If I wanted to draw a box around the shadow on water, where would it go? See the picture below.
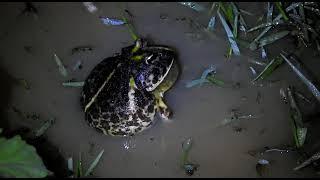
[0,61,69,178]
[0,61,13,131]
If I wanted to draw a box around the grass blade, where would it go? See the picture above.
[34,117,55,137]
[248,3,300,49]
[121,15,138,41]
[280,53,320,103]
[217,10,240,56]
[267,3,274,23]
[54,53,68,77]
[258,30,290,48]
[239,9,254,16]
[275,2,289,21]
[76,152,83,178]
[84,149,105,177]
[206,75,225,87]
[252,56,284,82]
[207,16,216,31]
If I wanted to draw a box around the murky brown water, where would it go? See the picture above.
[0,2,319,178]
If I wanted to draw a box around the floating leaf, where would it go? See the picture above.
[252,56,284,82]
[217,10,240,56]
[0,135,49,178]
[54,53,68,77]
[84,149,104,177]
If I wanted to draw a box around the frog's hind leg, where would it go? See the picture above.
[154,92,172,121]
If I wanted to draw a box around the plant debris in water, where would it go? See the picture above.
[62,81,85,87]
[252,56,284,82]
[33,117,55,138]
[280,53,320,103]
[256,159,270,177]
[178,2,205,12]
[181,137,199,176]
[280,87,288,104]
[72,60,83,71]
[84,149,104,177]
[220,109,261,127]
[185,65,216,88]
[14,78,30,90]
[53,53,68,77]
[294,152,320,171]
[207,16,216,31]
[217,10,240,56]
[287,86,307,148]
[83,2,98,13]
[99,16,125,26]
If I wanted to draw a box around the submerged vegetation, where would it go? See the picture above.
[1,1,320,178]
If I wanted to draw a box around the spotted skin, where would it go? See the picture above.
[81,53,156,136]
[81,42,178,137]
[134,46,176,92]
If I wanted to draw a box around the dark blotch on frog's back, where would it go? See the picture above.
[80,55,123,109]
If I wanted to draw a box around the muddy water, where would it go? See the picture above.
[0,2,318,178]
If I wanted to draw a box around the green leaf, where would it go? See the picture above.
[0,135,49,178]
[84,149,104,177]
[275,2,289,21]
[252,56,284,82]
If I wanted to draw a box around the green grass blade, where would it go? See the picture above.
[275,2,289,21]
[258,30,290,48]
[252,56,284,82]
[206,75,225,87]
[121,16,138,41]
[217,10,240,56]
[76,152,83,178]
[84,149,104,177]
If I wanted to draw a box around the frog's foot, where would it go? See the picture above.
[155,93,172,121]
